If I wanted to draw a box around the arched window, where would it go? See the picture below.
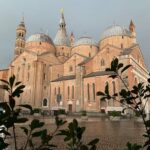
[43,73,46,80]
[72,86,74,99]
[134,77,138,85]
[87,83,90,101]
[105,81,109,88]
[92,83,95,101]
[68,86,70,99]
[54,88,56,95]
[69,66,73,72]
[121,43,123,49]
[101,59,105,66]
[18,66,20,72]
[28,64,30,70]
[89,52,91,57]
[58,87,60,94]
[43,99,48,107]
[27,72,30,81]
[112,81,116,94]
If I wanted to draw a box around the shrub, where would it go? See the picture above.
[81,110,87,116]
[108,111,121,117]
[33,108,41,114]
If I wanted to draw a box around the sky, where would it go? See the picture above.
[0,0,150,69]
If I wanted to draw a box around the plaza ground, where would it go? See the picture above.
[6,116,145,150]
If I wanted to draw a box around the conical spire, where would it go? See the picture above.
[54,10,70,46]
[129,20,135,32]
[59,9,66,28]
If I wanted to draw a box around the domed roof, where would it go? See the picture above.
[100,25,132,40]
[27,33,54,45]
[54,30,70,46]
[74,37,98,47]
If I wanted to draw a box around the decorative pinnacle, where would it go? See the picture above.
[60,8,64,14]
[21,12,24,22]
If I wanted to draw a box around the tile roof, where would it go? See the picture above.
[51,75,75,82]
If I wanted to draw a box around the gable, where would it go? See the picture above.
[38,53,60,65]
[129,45,147,69]
[63,53,86,76]
[11,51,37,66]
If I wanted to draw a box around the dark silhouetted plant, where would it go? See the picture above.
[97,58,150,150]
[0,75,99,150]
[58,119,99,150]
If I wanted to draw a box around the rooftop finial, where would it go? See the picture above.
[21,12,24,22]
[113,20,116,26]
[60,8,64,14]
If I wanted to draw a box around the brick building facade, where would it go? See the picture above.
[0,13,149,114]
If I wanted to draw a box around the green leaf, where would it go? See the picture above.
[12,85,25,97]
[105,83,109,96]
[80,145,88,150]
[111,58,118,72]
[96,91,105,96]
[105,68,111,71]
[145,120,150,127]
[88,138,99,146]
[15,81,22,86]
[9,75,15,88]
[125,142,142,150]
[0,85,10,91]
[20,127,28,135]
[32,130,44,137]
[109,75,117,79]
[118,63,123,70]
[18,104,32,113]
[0,79,9,85]
[0,129,11,136]
[15,118,28,123]
[30,119,44,131]
[0,137,9,149]
[9,96,15,110]
[121,65,132,74]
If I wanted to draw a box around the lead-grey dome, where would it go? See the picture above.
[54,30,70,46]
[100,25,132,41]
[27,33,54,45]
[74,37,98,47]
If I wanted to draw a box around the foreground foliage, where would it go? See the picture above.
[97,58,150,150]
[0,75,99,150]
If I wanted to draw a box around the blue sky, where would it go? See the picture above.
[0,0,150,69]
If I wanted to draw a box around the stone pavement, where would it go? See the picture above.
[6,117,145,150]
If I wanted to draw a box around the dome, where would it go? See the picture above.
[100,25,132,41]
[54,30,70,46]
[27,33,54,45]
[26,33,55,55]
[74,37,98,47]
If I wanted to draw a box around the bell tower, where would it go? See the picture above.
[129,20,136,43]
[14,17,26,57]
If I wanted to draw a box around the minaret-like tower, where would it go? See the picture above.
[129,20,136,43]
[14,17,26,57]
[54,9,71,62]
[54,9,70,47]
[70,32,75,47]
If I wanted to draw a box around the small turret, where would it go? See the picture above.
[129,20,136,43]
[14,17,26,57]
[70,32,75,47]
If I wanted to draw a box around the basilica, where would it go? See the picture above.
[0,12,149,114]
